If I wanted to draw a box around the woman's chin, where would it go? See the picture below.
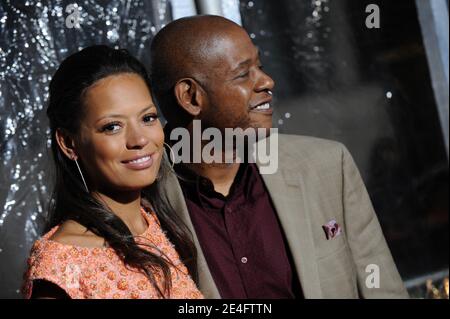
[113,177,158,192]
[131,179,157,190]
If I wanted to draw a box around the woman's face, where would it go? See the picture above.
[75,73,164,194]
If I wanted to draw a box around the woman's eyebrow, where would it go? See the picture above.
[95,105,156,123]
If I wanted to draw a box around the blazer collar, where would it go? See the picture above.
[256,133,322,298]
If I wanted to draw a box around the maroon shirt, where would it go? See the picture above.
[175,163,302,299]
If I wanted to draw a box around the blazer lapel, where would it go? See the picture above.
[164,170,221,298]
[256,135,323,298]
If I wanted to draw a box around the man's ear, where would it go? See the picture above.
[55,128,78,160]
[173,78,204,117]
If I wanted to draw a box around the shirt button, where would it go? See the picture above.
[241,257,248,264]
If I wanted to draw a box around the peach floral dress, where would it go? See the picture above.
[22,208,203,299]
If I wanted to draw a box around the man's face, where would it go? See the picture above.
[198,27,275,132]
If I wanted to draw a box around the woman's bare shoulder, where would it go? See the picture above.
[48,220,106,248]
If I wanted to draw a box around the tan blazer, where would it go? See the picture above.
[162,134,409,298]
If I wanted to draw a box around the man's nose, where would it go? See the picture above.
[255,69,275,92]
[126,124,149,149]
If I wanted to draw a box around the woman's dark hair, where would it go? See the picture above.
[46,45,197,297]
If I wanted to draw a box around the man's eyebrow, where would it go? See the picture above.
[96,105,156,123]
[231,48,261,72]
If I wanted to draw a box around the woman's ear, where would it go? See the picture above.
[173,78,204,117]
[55,128,78,160]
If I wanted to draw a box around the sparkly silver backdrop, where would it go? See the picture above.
[0,0,172,298]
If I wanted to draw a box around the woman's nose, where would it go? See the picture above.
[125,125,149,149]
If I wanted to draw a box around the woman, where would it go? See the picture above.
[22,45,202,299]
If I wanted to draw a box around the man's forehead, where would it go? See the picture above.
[203,29,258,66]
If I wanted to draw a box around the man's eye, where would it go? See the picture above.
[238,71,249,78]
[143,114,159,123]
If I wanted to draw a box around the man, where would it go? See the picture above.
[150,15,408,298]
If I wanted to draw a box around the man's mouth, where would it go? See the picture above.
[254,102,271,110]
[250,101,273,114]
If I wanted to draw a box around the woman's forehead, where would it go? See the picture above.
[83,73,153,119]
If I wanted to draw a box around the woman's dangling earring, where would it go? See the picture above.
[73,156,89,192]
[163,142,175,169]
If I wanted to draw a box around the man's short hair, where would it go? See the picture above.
[150,15,241,125]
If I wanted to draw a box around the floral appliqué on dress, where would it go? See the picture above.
[22,208,203,299]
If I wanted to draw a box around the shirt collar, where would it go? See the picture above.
[175,162,255,208]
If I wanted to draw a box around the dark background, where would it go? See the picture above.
[239,0,448,286]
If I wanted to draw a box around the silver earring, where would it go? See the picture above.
[163,142,175,169]
[74,158,89,192]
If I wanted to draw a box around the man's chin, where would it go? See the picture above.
[256,127,272,140]
[245,123,272,141]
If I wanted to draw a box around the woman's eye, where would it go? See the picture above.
[102,123,121,133]
[143,114,159,123]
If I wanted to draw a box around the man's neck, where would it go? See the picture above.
[166,122,243,196]
[185,162,241,197]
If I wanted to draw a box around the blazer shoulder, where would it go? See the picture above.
[277,133,346,165]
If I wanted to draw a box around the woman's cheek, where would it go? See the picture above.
[89,136,124,169]
[152,121,165,145]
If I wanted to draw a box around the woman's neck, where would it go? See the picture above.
[93,190,148,236]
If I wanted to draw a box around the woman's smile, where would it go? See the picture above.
[121,152,158,170]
